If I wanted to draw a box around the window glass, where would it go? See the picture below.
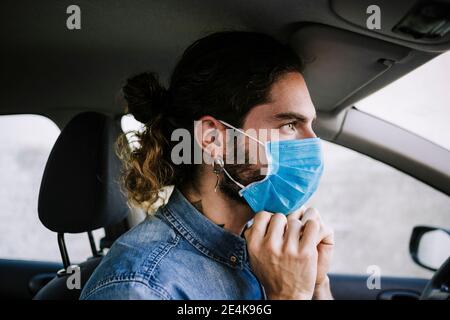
[309,141,450,279]
[0,114,104,262]
[356,51,450,150]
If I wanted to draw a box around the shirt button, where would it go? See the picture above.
[230,255,237,263]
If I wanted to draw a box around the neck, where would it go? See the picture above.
[181,166,253,236]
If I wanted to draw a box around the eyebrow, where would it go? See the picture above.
[273,111,317,123]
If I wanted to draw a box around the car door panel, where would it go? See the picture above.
[0,259,62,299]
[330,274,428,300]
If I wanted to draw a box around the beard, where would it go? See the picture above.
[218,148,267,205]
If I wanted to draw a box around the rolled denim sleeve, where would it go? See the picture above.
[80,280,171,300]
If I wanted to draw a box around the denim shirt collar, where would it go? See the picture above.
[159,188,248,270]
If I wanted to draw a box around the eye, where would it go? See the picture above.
[281,122,297,133]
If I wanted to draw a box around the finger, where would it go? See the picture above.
[299,219,321,249]
[300,207,322,225]
[301,208,334,246]
[245,211,272,240]
[320,225,335,246]
[285,219,303,250]
[300,207,329,242]
[266,213,288,244]
[287,205,307,222]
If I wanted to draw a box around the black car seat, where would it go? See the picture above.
[33,112,129,300]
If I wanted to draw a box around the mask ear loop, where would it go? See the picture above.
[218,120,265,147]
[212,157,245,192]
[212,120,262,193]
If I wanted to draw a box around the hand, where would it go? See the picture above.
[244,210,322,300]
[299,208,334,299]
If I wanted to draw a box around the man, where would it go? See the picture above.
[81,31,334,300]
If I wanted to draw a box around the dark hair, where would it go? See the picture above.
[118,31,303,210]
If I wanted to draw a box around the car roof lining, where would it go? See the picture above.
[2,0,449,123]
[291,24,415,113]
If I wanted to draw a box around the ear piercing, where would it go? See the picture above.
[213,157,224,192]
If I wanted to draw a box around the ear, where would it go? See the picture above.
[194,116,225,161]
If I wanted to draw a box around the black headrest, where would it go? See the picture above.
[38,112,129,233]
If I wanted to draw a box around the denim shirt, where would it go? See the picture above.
[80,188,265,300]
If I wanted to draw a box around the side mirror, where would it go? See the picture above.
[409,226,450,272]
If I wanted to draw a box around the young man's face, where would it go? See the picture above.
[219,71,318,201]
[242,71,317,141]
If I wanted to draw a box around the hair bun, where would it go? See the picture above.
[122,72,168,123]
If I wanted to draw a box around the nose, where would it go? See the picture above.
[302,126,317,139]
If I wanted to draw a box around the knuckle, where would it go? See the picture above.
[255,211,272,221]
[252,212,271,226]
[283,245,298,258]
[288,219,302,229]
[311,207,321,216]
[273,213,287,223]
[287,208,303,221]
[306,218,320,230]
[305,207,321,221]
[299,247,317,260]
[265,242,281,257]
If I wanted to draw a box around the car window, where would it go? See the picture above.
[308,141,450,279]
[0,114,104,262]
[356,50,450,150]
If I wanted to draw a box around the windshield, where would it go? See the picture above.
[356,51,450,150]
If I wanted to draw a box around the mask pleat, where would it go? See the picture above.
[270,170,308,194]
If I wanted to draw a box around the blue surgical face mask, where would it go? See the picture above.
[218,120,324,215]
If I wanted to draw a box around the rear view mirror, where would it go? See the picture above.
[409,226,450,272]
